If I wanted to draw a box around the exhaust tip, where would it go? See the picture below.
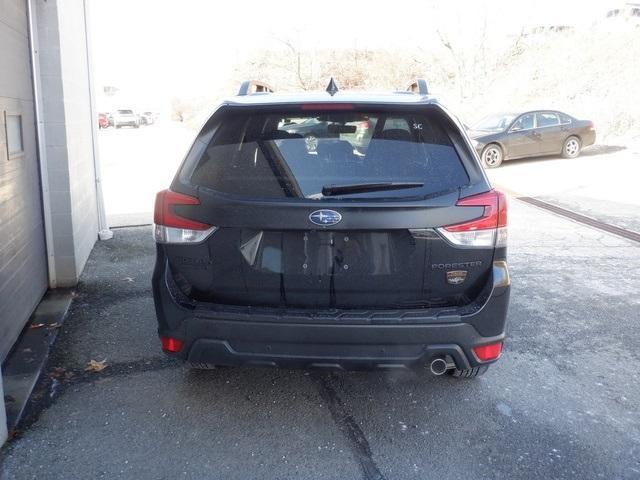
[430,357,448,376]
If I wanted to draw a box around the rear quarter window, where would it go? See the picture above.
[558,113,573,124]
[536,112,559,127]
[188,109,469,200]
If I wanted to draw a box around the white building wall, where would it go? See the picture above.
[1,0,103,443]
[56,0,99,275]
[35,0,99,286]
[0,0,48,361]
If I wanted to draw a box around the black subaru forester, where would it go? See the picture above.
[152,79,510,378]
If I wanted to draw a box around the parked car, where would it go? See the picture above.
[98,113,109,129]
[112,109,139,128]
[469,110,596,168]
[152,79,510,379]
[138,112,155,126]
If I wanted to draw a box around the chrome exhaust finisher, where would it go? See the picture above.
[430,357,450,375]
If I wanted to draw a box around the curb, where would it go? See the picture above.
[2,290,73,440]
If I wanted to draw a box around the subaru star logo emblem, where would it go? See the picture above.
[309,209,342,226]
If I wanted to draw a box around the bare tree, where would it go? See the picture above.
[276,38,312,90]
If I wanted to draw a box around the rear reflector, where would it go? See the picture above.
[473,342,503,361]
[437,190,507,248]
[160,336,184,353]
[153,189,217,244]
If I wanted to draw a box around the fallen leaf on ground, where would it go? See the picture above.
[29,323,45,329]
[85,359,108,372]
[49,367,67,378]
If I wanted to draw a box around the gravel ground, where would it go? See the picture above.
[1,199,639,479]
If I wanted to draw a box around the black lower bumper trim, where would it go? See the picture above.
[187,338,473,371]
[171,318,504,370]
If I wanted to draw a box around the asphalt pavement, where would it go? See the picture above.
[1,196,639,479]
[486,142,640,233]
[99,121,193,227]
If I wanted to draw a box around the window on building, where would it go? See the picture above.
[5,113,24,157]
[4,113,24,157]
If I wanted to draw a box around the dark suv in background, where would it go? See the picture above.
[152,79,510,379]
[469,110,596,168]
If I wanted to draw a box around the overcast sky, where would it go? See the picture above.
[90,0,620,109]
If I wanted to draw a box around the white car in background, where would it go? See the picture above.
[138,111,155,125]
[113,109,139,128]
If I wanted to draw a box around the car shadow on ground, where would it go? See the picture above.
[493,144,627,169]
[580,144,626,156]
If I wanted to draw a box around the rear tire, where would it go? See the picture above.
[450,365,489,378]
[562,136,581,158]
[481,144,503,168]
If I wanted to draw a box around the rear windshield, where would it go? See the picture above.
[188,109,469,200]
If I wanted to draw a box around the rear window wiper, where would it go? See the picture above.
[321,182,424,196]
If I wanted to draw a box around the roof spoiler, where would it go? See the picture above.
[237,80,274,96]
[406,78,429,95]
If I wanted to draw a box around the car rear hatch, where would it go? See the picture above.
[156,103,501,310]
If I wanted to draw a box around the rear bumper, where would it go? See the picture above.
[153,258,510,371]
[582,130,596,147]
[179,320,504,370]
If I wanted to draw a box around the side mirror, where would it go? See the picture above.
[510,125,522,132]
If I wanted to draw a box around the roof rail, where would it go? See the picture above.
[237,80,274,96]
[406,78,429,95]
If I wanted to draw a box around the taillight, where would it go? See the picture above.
[473,342,503,361]
[153,189,217,244]
[160,336,184,353]
[437,190,507,248]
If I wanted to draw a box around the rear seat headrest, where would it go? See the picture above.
[380,129,412,142]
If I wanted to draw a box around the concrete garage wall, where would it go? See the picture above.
[0,0,49,361]
[36,0,99,286]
